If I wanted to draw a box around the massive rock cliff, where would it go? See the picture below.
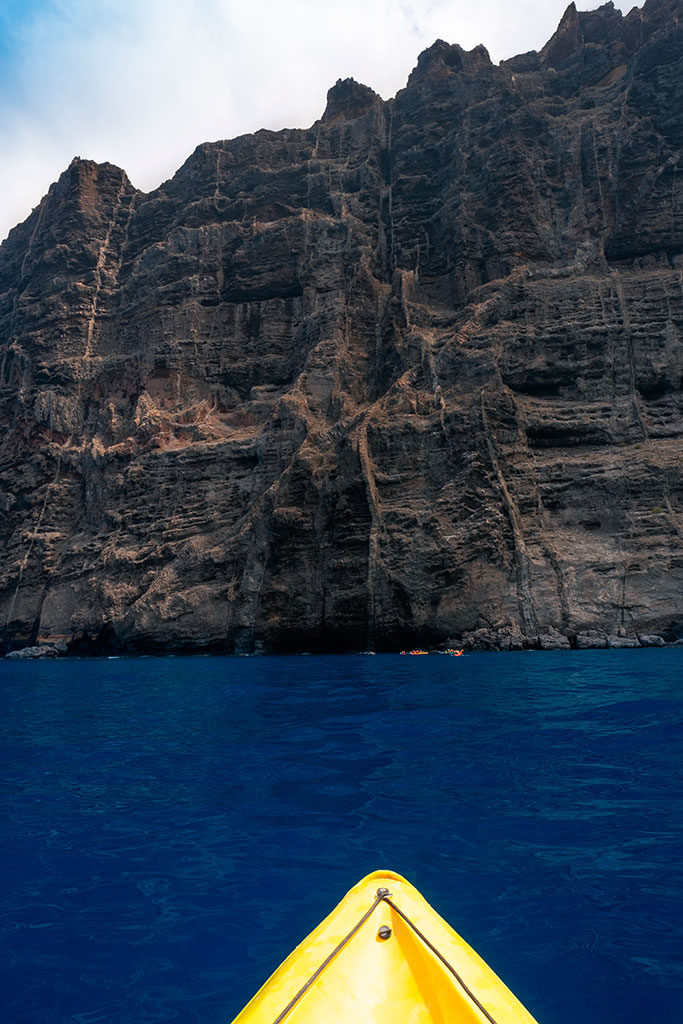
[1,0,682,654]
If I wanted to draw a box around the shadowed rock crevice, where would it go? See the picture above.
[1,0,683,654]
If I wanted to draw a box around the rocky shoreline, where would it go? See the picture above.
[5,629,679,658]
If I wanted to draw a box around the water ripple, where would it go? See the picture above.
[1,651,682,1023]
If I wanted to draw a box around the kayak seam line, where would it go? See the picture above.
[383,896,500,1024]
[270,892,385,1024]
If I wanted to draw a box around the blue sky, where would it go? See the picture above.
[0,0,644,242]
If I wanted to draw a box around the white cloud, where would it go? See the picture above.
[0,0,644,241]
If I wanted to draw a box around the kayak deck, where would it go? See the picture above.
[230,870,539,1023]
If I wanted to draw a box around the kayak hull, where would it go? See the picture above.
[229,870,539,1023]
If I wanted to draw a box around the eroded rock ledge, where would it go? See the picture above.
[1,0,683,655]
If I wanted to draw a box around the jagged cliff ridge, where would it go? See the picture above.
[1,0,682,655]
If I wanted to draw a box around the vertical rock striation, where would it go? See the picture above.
[1,0,682,653]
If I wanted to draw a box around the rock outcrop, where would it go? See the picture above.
[1,0,683,654]
[5,644,63,659]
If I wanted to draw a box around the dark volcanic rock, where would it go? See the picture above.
[5,644,60,659]
[638,633,665,646]
[575,632,609,649]
[1,0,683,654]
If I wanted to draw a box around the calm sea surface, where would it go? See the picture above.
[1,651,682,1023]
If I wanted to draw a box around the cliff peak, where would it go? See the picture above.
[321,78,380,122]
[539,1,632,68]
[408,39,492,84]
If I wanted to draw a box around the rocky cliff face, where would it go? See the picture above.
[1,0,682,654]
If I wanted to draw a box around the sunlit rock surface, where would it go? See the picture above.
[1,0,682,653]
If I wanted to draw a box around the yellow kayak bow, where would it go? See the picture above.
[230,870,539,1023]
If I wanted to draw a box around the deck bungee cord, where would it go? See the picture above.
[380,893,499,1024]
[270,887,500,1024]
[269,889,387,1024]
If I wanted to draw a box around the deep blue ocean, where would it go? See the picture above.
[1,650,682,1023]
